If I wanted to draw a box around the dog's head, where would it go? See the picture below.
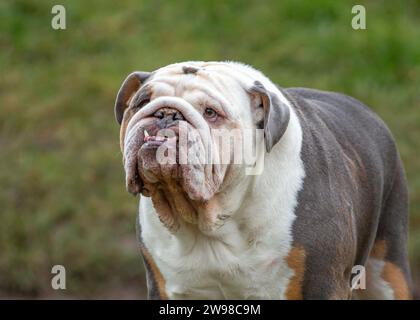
[115,61,290,231]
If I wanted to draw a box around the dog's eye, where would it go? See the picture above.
[204,108,218,120]
[134,99,150,109]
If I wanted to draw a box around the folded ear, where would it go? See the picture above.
[248,81,290,153]
[114,71,151,124]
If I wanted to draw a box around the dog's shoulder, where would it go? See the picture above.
[284,87,374,121]
[283,87,398,158]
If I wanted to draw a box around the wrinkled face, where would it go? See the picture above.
[115,62,290,231]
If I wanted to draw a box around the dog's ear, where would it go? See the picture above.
[248,81,290,153]
[115,71,151,124]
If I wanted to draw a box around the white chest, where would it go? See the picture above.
[165,238,294,300]
[139,195,297,300]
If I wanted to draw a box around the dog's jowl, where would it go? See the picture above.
[115,61,411,300]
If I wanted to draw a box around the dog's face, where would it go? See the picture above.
[115,62,290,231]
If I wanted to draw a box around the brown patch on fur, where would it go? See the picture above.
[369,240,411,299]
[285,245,306,300]
[382,262,411,300]
[370,239,387,259]
[140,243,168,299]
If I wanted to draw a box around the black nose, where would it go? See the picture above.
[154,108,184,128]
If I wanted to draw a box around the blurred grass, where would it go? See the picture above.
[0,0,419,298]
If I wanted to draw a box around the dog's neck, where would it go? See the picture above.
[203,104,304,237]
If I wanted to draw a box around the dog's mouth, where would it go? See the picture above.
[123,101,227,231]
[143,133,167,145]
[136,123,182,192]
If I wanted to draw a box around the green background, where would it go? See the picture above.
[0,0,419,298]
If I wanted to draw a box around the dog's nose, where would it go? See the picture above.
[154,108,184,128]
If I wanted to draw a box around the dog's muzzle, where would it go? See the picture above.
[123,96,218,201]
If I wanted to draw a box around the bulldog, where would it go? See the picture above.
[115,61,411,299]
